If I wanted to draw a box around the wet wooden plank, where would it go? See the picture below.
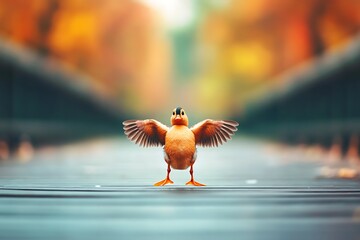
[0,138,359,240]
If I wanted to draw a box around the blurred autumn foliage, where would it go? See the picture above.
[0,0,171,115]
[192,0,360,115]
[0,0,359,117]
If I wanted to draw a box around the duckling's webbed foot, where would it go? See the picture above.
[154,178,174,186]
[185,164,205,186]
[185,180,205,186]
[154,162,174,186]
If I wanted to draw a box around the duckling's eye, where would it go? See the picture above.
[172,111,175,115]
[181,111,185,115]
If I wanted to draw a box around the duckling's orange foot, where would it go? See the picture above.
[185,180,206,186]
[154,178,174,186]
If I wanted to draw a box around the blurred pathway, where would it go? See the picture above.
[0,138,359,239]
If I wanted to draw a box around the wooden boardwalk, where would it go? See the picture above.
[1,138,360,240]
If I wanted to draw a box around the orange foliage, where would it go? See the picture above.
[0,0,358,116]
[191,0,360,115]
[0,0,171,115]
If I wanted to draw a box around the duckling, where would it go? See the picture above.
[123,107,238,186]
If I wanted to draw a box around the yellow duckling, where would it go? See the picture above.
[123,107,238,186]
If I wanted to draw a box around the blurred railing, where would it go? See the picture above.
[239,35,360,154]
[0,39,126,150]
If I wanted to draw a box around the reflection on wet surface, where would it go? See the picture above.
[0,137,359,240]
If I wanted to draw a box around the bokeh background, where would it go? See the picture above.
[1,2,360,239]
[0,0,359,157]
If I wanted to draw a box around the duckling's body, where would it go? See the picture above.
[123,107,238,186]
[165,125,195,170]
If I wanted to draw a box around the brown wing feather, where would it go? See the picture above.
[190,119,239,147]
[123,119,169,147]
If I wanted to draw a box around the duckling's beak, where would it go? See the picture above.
[175,115,181,120]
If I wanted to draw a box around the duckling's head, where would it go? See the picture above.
[171,107,188,126]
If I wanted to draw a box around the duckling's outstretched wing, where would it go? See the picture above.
[123,120,169,147]
[191,119,238,147]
